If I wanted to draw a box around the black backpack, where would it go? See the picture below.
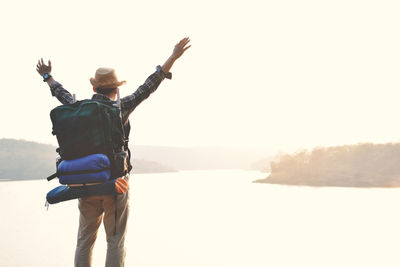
[47,98,131,181]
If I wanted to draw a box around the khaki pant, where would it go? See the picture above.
[74,179,129,267]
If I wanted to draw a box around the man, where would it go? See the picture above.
[36,37,191,267]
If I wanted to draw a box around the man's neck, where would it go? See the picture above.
[96,93,115,100]
[92,93,116,101]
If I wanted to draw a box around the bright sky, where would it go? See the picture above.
[1,0,400,152]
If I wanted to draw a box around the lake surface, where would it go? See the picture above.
[1,170,400,267]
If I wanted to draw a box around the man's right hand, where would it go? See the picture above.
[36,58,52,77]
[161,37,191,74]
[171,37,191,60]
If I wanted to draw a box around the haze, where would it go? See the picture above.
[1,0,400,152]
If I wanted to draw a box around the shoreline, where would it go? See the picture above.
[254,176,400,189]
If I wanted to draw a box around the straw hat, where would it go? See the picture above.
[90,67,126,88]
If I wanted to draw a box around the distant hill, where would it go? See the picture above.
[0,139,56,180]
[255,143,400,187]
[0,139,175,181]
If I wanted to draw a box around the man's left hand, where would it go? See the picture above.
[36,58,52,77]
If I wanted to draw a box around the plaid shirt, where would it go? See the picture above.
[49,67,168,124]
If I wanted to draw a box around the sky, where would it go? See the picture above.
[1,0,400,153]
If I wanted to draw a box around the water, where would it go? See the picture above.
[1,170,400,267]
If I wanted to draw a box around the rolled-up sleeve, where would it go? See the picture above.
[50,81,74,104]
[120,69,167,120]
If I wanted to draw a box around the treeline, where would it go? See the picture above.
[256,143,400,187]
[0,139,175,180]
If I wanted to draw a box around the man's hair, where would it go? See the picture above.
[95,88,115,95]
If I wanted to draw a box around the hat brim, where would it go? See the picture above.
[90,77,126,88]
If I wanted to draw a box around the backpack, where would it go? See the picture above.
[47,98,132,183]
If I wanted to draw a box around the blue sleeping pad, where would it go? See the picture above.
[46,179,120,204]
[58,153,111,185]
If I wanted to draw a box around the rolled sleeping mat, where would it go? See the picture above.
[46,178,129,204]
[57,153,111,185]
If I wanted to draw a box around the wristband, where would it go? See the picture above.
[43,73,52,82]
[156,65,172,80]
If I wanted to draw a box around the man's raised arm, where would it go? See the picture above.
[120,37,191,119]
[36,58,74,105]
